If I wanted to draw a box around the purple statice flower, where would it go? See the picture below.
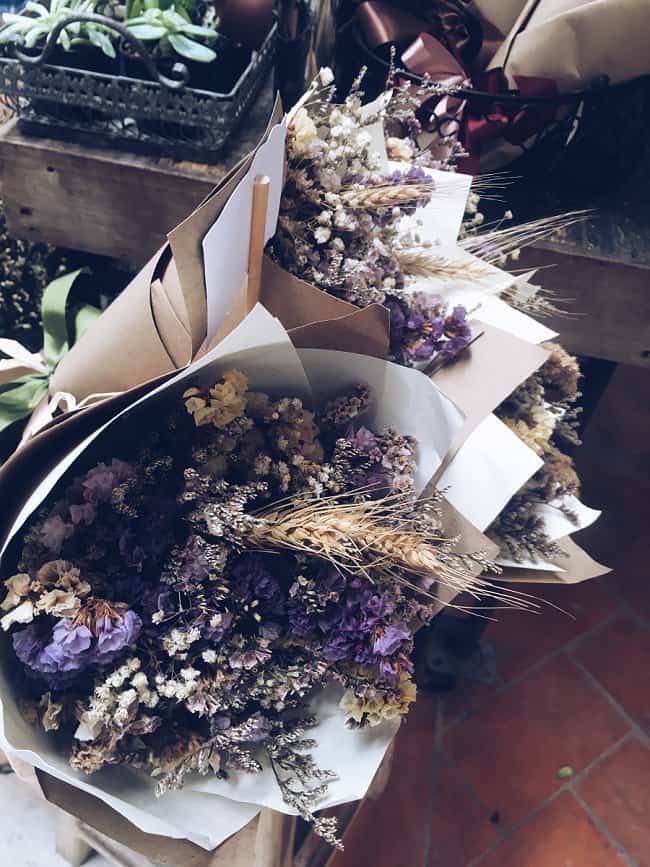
[69,502,97,526]
[13,608,141,680]
[363,592,395,627]
[385,297,406,345]
[350,426,378,451]
[440,305,472,359]
[229,553,285,619]
[39,515,74,554]
[81,459,132,505]
[165,535,211,589]
[14,619,92,675]
[196,609,234,644]
[373,623,410,656]
[95,611,141,658]
[321,632,355,662]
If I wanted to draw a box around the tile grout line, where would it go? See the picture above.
[461,731,635,867]
[570,787,640,867]
[465,786,568,867]
[420,707,446,867]
[437,748,510,844]
[568,652,650,747]
[440,609,623,737]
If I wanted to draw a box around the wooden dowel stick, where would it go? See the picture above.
[247,174,270,311]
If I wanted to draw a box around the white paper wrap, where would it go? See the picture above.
[0,305,464,850]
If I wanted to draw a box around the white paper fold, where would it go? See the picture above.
[203,119,288,342]
[437,414,543,531]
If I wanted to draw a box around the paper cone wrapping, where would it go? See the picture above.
[0,306,488,856]
[489,0,650,91]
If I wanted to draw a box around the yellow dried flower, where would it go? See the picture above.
[36,588,82,619]
[339,674,417,727]
[184,370,249,429]
[503,414,555,455]
[386,136,414,161]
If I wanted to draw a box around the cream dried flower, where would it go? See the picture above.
[290,107,318,150]
[1,573,31,611]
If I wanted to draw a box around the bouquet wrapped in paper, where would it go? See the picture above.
[0,305,516,858]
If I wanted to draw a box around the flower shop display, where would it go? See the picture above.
[0,0,278,158]
[0,71,609,862]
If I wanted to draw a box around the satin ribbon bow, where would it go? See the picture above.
[0,269,101,436]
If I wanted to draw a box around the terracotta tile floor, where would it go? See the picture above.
[330,363,650,867]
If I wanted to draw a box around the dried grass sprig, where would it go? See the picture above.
[461,210,593,264]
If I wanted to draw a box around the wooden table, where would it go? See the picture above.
[0,83,275,269]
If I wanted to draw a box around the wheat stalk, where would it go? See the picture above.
[461,211,592,264]
[339,182,434,211]
[395,248,494,281]
[247,493,538,611]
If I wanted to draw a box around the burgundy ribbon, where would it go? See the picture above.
[353,0,559,169]
[462,68,558,171]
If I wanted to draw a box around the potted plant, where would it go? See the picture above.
[0,0,118,73]
[124,0,251,92]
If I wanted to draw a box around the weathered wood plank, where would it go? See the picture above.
[516,246,650,366]
[0,82,273,268]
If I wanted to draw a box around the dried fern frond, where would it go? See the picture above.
[247,491,537,611]
[394,248,494,282]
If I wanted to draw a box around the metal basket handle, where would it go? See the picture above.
[7,11,189,90]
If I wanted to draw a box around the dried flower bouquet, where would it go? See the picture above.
[0,314,511,846]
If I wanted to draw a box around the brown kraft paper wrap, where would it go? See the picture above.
[430,319,549,482]
[498,535,610,585]
[36,769,220,866]
[50,248,184,402]
[48,98,286,405]
[489,0,650,91]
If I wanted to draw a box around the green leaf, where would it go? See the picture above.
[24,2,50,17]
[41,269,85,371]
[126,22,168,39]
[25,26,49,48]
[0,376,48,433]
[168,31,215,62]
[87,26,117,58]
[181,23,218,39]
[162,8,187,28]
[73,303,102,342]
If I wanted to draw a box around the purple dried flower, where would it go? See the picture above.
[39,515,74,554]
[69,502,97,526]
[372,623,410,656]
[82,459,132,504]
[95,610,142,656]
